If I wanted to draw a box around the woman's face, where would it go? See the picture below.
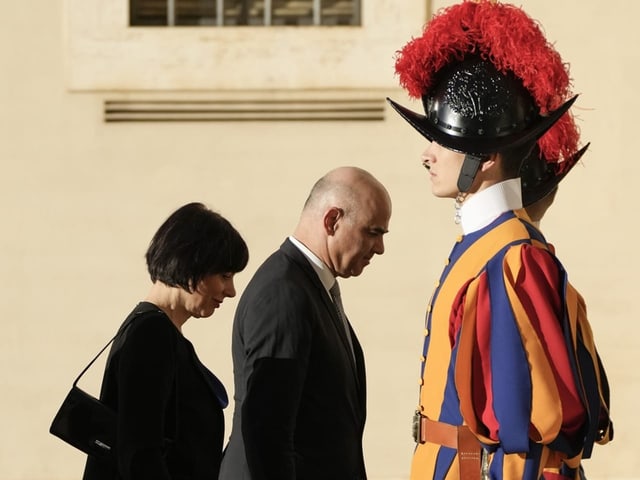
[185,273,237,318]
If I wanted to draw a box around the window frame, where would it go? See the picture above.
[130,0,362,27]
[65,0,426,91]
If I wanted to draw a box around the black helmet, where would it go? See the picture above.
[520,143,589,207]
[387,56,577,158]
[388,1,582,194]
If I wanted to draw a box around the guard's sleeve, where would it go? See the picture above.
[455,243,587,454]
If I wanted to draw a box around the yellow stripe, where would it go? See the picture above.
[415,213,552,479]
[420,215,532,418]
[502,245,562,443]
[501,452,528,479]
[411,442,441,479]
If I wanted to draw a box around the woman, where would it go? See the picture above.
[83,202,249,480]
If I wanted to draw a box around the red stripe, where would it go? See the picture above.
[516,246,585,437]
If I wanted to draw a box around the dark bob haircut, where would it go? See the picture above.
[146,202,249,292]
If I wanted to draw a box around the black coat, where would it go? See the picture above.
[219,239,367,480]
[83,302,227,480]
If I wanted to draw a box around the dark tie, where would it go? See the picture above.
[330,280,356,362]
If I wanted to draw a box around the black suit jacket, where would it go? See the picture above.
[83,302,227,480]
[219,239,367,480]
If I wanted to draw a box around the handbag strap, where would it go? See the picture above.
[72,303,163,387]
[72,330,120,387]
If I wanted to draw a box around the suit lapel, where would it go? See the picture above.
[279,240,361,383]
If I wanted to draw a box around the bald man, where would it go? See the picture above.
[219,167,392,480]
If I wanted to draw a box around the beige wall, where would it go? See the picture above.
[1,0,636,479]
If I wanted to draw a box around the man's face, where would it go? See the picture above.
[328,191,391,279]
[421,142,465,198]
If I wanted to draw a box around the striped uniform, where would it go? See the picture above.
[411,210,612,480]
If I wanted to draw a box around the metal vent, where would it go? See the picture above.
[104,98,385,122]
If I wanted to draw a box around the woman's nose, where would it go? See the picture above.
[225,279,237,298]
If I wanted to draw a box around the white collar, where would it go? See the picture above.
[288,236,335,292]
[459,178,523,234]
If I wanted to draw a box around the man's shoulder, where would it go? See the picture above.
[243,243,316,296]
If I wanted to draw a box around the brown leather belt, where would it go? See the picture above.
[413,412,483,480]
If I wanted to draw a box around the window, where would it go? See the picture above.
[67,0,423,91]
[130,0,361,26]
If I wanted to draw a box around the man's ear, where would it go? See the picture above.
[323,207,342,235]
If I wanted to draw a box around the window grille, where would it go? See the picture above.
[130,0,361,26]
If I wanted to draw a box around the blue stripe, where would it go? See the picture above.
[522,219,548,245]
[441,330,464,424]
[489,448,504,479]
[434,446,457,479]
[421,212,518,377]
[552,257,608,458]
[432,332,466,479]
[522,442,544,480]
[486,245,532,453]
[549,266,584,458]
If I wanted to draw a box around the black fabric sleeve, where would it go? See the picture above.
[116,314,176,480]
[242,357,306,480]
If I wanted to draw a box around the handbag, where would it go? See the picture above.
[49,327,122,462]
[50,304,174,462]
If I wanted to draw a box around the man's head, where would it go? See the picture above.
[387,0,583,198]
[294,166,392,279]
[146,202,249,292]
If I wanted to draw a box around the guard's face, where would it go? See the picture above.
[421,142,465,198]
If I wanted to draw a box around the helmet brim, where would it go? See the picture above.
[521,143,589,207]
[386,95,577,157]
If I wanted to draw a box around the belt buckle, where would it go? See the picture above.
[481,448,489,480]
[412,410,421,443]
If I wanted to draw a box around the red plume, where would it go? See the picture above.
[394,0,581,166]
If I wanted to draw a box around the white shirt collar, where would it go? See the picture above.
[288,236,335,292]
[459,178,523,234]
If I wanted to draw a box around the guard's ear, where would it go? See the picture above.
[480,153,499,172]
[324,207,343,235]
